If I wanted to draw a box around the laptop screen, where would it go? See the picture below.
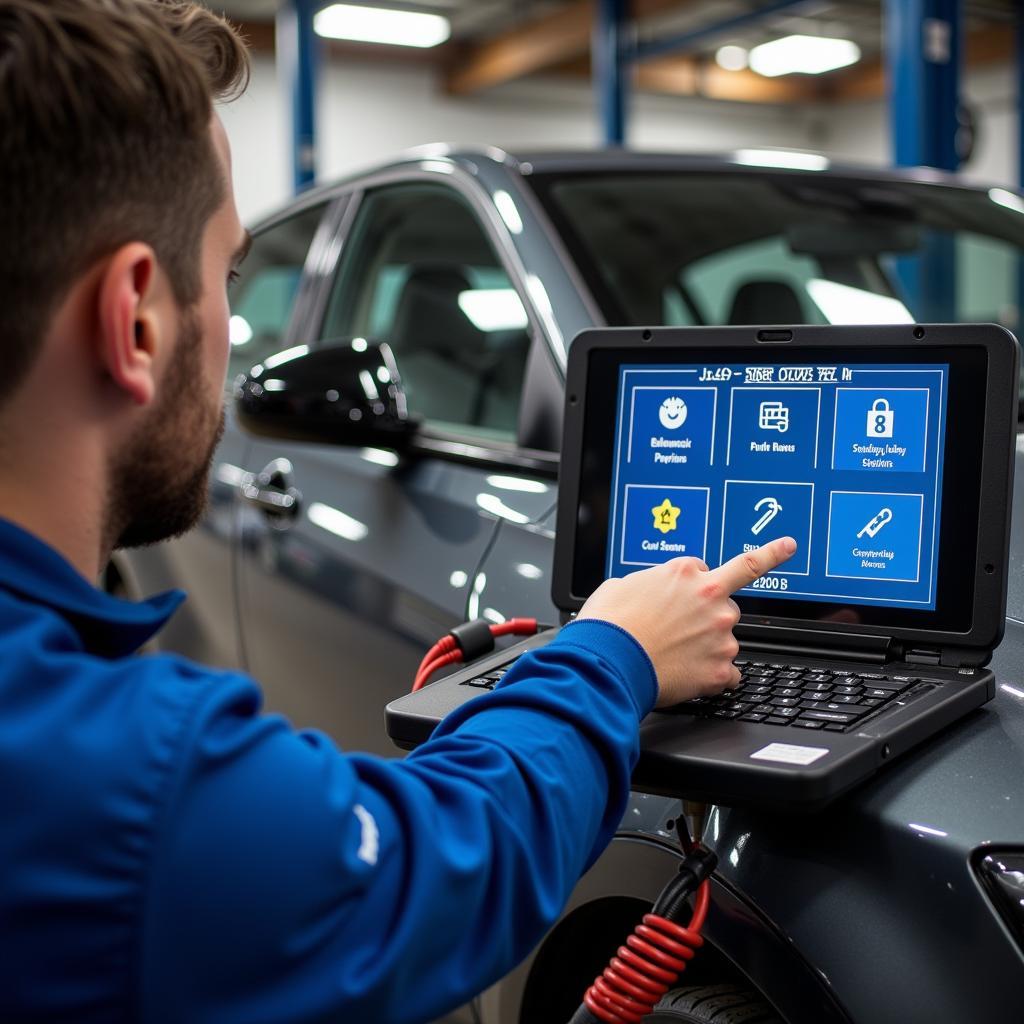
[566,338,999,637]
[606,360,948,611]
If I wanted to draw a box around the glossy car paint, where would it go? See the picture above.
[123,150,1024,1021]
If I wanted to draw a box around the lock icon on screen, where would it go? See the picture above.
[866,398,894,438]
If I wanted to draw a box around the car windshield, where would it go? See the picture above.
[531,170,1024,398]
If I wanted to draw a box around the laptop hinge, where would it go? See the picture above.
[904,647,942,666]
[735,623,892,664]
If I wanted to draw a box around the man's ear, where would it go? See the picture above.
[96,243,167,407]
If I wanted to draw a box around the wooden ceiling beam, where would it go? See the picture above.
[638,56,821,103]
[443,0,694,97]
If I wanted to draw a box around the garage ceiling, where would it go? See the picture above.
[202,1,1018,105]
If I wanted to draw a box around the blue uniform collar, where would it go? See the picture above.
[0,518,184,658]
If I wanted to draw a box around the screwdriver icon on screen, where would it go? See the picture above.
[857,507,893,539]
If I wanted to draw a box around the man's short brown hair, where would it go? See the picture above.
[0,0,249,406]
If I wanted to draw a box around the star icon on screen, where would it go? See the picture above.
[651,498,681,534]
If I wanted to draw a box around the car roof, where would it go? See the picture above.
[288,145,1017,210]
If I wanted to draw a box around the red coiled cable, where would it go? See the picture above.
[582,880,710,1024]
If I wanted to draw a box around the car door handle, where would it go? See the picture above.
[241,459,301,520]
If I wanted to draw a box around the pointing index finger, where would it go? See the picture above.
[709,537,797,595]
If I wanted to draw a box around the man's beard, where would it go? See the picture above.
[108,308,226,551]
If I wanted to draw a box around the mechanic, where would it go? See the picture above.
[0,2,795,1021]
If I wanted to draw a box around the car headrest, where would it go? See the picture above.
[390,264,482,360]
[727,279,806,325]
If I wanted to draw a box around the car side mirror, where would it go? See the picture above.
[234,340,418,447]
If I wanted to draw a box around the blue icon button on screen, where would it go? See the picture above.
[826,491,925,582]
[626,386,717,467]
[726,388,821,471]
[720,480,813,575]
[832,388,930,473]
[619,484,710,566]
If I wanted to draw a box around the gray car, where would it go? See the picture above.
[116,149,1024,1023]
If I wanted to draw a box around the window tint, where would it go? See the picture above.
[322,183,530,441]
[228,203,326,377]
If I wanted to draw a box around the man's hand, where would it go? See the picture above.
[577,537,796,709]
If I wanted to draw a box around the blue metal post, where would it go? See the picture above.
[884,0,962,320]
[594,0,628,146]
[277,0,321,193]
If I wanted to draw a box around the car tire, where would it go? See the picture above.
[643,983,784,1023]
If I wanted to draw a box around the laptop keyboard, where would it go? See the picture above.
[460,657,921,732]
[670,659,919,732]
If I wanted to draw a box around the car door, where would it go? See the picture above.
[236,173,549,755]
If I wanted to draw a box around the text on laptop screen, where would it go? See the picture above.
[607,361,949,610]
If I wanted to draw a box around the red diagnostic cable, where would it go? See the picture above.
[582,880,711,1024]
[412,617,540,691]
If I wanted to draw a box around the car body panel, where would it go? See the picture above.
[237,439,503,754]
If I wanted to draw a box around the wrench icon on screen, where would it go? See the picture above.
[857,507,893,539]
[752,497,782,536]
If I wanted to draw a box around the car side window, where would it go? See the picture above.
[228,202,327,378]
[321,183,531,442]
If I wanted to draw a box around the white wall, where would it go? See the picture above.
[217,52,1020,226]
[220,53,819,223]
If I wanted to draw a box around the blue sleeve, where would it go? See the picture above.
[140,620,656,1024]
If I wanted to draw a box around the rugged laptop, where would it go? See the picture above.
[386,324,1018,809]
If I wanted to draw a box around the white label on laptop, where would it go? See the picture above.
[750,742,829,766]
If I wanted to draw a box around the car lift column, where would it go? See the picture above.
[595,0,629,146]
[884,0,962,320]
[277,0,322,193]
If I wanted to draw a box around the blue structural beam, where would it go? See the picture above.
[884,0,962,320]
[277,0,322,193]
[634,0,809,63]
[595,0,628,146]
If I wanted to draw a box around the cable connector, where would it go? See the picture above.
[448,618,496,662]
[411,617,540,692]
[653,847,718,923]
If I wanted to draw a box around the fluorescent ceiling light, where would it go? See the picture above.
[314,4,450,48]
[990,187,1024,216]
[716,45,748,71]
[807,279,914,325]
[458,289,529,332]
[749,34,860,77]
[734,148,829,171]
